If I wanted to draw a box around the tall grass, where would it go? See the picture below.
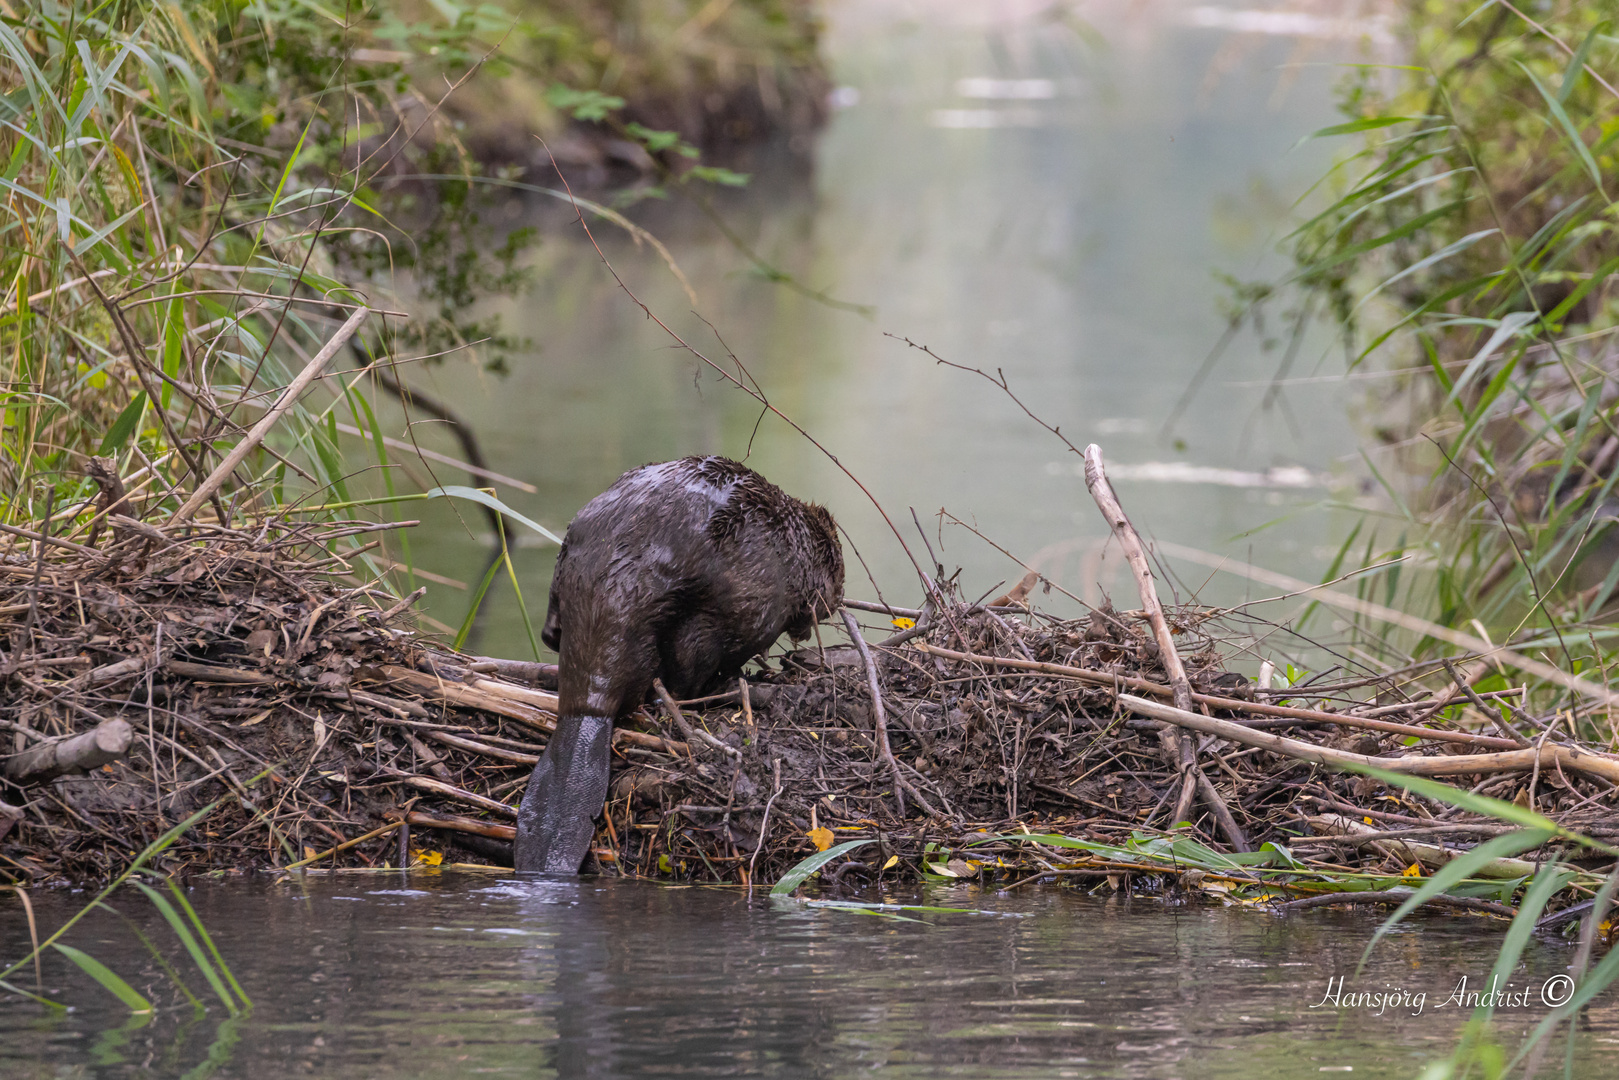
[1,799,249,1017]
[0,1,738,626]
[0,0,797,548]
[1234,1,1619,733]
[1353,769,1619,1080]
[2,1,438,529]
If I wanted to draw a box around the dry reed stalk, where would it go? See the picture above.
[172,307,371,524]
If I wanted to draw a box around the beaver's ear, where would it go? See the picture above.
[804,502,838,542]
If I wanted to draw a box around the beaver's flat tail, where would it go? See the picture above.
[514,713,614,873]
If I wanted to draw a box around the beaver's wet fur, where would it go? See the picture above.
[515,456,844,873]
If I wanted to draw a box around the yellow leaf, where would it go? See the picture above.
[1402,862,1422,878]
[658,854,673,874]
[891,617,916,630]
[1363,816,1375,826]
[807,827,834,852]
[882,854,898,870]
[410,847,443,866]
[302,846,318,861]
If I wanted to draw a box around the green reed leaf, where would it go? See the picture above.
[52,944,151,1013]
[98,390,146,455]
[771,838,876,897]
[130,882,238,1015]
[424,485,562,544]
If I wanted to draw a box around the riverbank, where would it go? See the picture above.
[439,0,830,185]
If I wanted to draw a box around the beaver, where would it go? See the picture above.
[516,456,844,873]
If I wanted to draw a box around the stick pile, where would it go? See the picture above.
[1,456,1615,928]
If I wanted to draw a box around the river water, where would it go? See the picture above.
[381,0,1384,655]
[4,873,1615,1078]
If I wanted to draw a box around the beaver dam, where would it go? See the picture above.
[5,452,1619,934]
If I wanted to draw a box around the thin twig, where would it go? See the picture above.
[842,608,938,817]
[748,759,783,885]
[653,679,738,760]
[1442,657,1533,747]
[538,139,928,588]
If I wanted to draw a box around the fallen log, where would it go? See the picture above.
[4,718,133,785]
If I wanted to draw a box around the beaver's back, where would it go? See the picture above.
[543,456,842,709]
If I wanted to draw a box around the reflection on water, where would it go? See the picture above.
[368,1,1389,656]
[2,875,1613,1078]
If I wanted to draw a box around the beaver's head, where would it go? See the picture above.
[788,501,844,639]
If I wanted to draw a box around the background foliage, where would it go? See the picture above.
[1262,0,1619,727]
[0,0,821,541]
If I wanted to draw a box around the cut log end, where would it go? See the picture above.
[3,718,134,786]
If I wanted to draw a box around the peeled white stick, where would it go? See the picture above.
[1117,693,1619,786]
[1305,814,1539,880]
[1083,443,1244,845]
[171,306,370,524]
[1082,444,1192,710]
